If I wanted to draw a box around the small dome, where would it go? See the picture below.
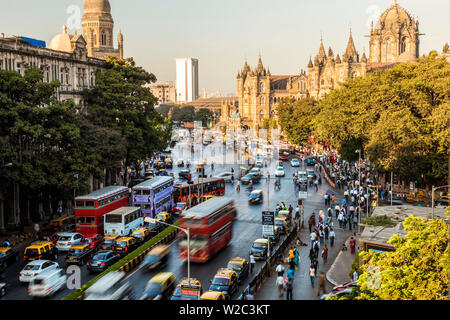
[49,26,72,52]
[83,0,111,13]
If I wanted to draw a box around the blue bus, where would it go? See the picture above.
[132,176,174,218]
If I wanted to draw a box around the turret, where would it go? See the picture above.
[118,29,124,59]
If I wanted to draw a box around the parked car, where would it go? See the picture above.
[274,217,290,234]
[306,156,316,166]
[208,268,239,299]
[170,278,202,300]
[250,238,269,261]
[249,189,263,204]
[28,268,67,298]
[56,233,84,252]
[226,257,249,285]
[87,250,120,273]
[19,260,60,284]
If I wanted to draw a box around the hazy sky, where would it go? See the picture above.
[1,0,449,95]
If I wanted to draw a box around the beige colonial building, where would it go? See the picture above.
[308,1,422,99]
[225,56,308,131]
[0,33,106,105]
[81,0,124,60]
[149,81,177,104]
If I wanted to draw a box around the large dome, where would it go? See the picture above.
[376,2,413,29]
[49,25,72,52]
[83,0,111,13]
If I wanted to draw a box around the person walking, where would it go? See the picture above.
[309,265,316,287]
[349,237,356,254]
[276,261,285,277]
[313,239,320,259]
[293,247,299,269]
[317,271,327,296]
[250,253,256,273]
[276,275,284,298]
[310,231,317,247]
[321,244,329,263]
[287,265,295,281]
[312,258,319,276]
[324,224,329,240]
[329,228,335,247]
[309,247,315,264]
[331,194,335,206]
[286,278,293,300]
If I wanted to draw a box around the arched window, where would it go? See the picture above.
[259,82,265,93]
[101,32,107,46]
[400,36,409,54]
[260,96,265,106]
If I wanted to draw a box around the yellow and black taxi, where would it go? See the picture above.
[250,238,269,260]
[155,212,173,224]
[275,216,290,234]
[170,278,202,300]
[226,257,249,285]
[141,272,177,300]
[113,237,138,256]
[200,291,226,300]
[141,245,170,272]
[199,195,214,203]
[264,226,281,244]
[65,243,94,266]
[100,234,121,250]
[48,216,75,232]
[0,246,18,266]
[23,241,57,262]
[208,268,239,299]
[164,158,173,169]
[277,209,291,221]
[131,227,152,244]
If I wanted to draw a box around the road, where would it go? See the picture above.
[2,131,326,300]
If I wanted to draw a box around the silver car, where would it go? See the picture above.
[56,233,84,252]
[19,260,60,283]
[214,172,234,183]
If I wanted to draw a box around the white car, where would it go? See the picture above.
[249,167,261,177]
[56,233,84,252]
[214,172,234,183]
[19,260,60,283]
[84,272,133,300]
[255,160,264,168]
[275,167,285,177]
[28,268,67,298]
[290,158,300,167]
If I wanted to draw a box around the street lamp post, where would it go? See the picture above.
[145,217,192,284]
[431,185,450,219]
[355,150,361,234]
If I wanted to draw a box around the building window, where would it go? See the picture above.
[260,96,265,106]
[101,32,107,46]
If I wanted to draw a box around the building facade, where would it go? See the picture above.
[149,81,177,104]
[234,56,308,131]
[81,0,124,60]
[0,34,106,105]
[176,58,199,103]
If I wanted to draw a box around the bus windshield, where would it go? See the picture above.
[105,215,122,223]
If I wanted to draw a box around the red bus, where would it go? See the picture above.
[75,186,130,237]
[178,197,236,263]
[173,178,225,207]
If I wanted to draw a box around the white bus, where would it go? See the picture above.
[103,207,143,236]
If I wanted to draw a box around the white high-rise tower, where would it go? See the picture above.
[176,58,199,103]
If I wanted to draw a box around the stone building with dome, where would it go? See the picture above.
[81,0,124,60]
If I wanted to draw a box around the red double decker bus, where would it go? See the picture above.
[75,186,130,237]
[178,197,236,263]
[173,178,225,207]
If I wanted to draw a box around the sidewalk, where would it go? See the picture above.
[326,236,358,286]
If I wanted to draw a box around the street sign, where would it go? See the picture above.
[298,191,308,199]
[262,211,274,237]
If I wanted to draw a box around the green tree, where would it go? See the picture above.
[84,57,172,186]
[195,108,214,127]
[171,105,195,122]
[277,97,318,146]
[356,215,449,300]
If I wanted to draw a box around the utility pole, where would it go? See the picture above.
[390,171,393,206]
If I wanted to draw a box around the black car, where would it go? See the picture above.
[226,257,249,285]
[178,169,191,180]
[249,190,263,204]
[0,247,18,266]
[87,250,120,273]
[208,269,239,299]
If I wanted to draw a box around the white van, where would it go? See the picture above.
[28,268,67,298]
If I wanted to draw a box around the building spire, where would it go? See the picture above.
[343,29,357,62]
